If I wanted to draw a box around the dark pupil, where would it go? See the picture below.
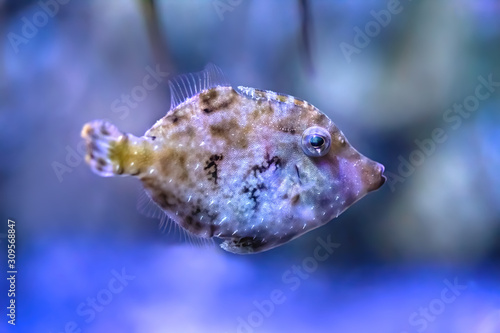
[310,136,325,147]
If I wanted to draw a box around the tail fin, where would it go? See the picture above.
[81,120,153,177]
[81,120,125,177]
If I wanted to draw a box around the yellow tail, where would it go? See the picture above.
[81,120,152,177]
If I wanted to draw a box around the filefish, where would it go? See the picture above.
[81,64,385,254]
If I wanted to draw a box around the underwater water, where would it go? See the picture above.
[1,0,500,332]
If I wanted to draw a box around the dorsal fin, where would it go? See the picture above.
[236,86,312,108]
[168,63,230,110]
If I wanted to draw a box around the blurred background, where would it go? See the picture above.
[1,0,500,332]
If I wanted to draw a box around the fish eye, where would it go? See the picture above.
[301,126,331,157]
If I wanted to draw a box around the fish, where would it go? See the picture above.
[81,64,385,254]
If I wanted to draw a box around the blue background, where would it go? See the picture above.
[1,0,499,332]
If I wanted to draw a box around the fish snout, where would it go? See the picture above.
[365,161,386,192]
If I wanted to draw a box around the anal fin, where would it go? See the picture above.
[136,189,215,248]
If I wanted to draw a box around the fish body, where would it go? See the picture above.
[81,64,385,254]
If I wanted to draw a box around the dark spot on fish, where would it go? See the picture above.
[165,111,185,124]
[191,207,202,216]
[150,136,156,141]
[208,224,218,237]
[200,88,237,114]
[229,236,266,251]
[251,155,282,177]
[312,112,328,124]
[183,215,203,233]
[259,103,273,114]
[291,193,300,205]
[210,118,240,134]
[178,154,188,180]
[209,118,248,149]
[204,154,223,184]
[185,215,194,226]
[140,176,157,189]
[157,193,169,208]
[200,89,219,104]
[186,126,195,138]
[218,98,236,110]
[209,123,225,136]
[100,125,110,136]
[242,183,267,210]
[237,137,249,149]
[153,192,180,210]
[97,157,106,167]
[158,149,189,181]
[295,165,302,184]
[236,237,258,247]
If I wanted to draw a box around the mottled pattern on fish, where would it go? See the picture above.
[81,64,385,254]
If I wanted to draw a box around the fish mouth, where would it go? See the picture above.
[380,174,387,187]
[360,160,386,193]
[370,163,386,192]
[378,172,387,189]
